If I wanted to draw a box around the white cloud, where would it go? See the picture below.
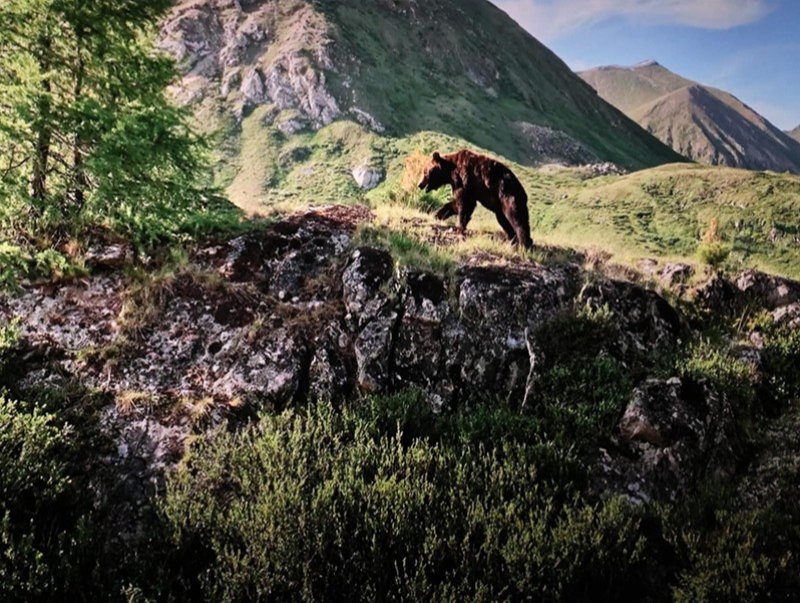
[493,0,773,41]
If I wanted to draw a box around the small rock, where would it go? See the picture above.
[352,164,384,191]
[773,303,800,329]
[85,244,133,270]
[660,263,693,287]
[241,68,265,103]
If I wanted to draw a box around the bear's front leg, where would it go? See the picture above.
[435,201,457,221]
[456,196,477,235]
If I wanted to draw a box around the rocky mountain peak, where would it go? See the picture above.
[160,0,344,128]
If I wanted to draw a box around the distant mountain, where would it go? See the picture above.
[789,127,800,143]
[579,61,800,174]
[159,0,681,200]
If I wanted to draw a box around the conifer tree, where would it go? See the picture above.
[0,0,220,247]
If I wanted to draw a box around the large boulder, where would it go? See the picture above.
[393,271,453,409]
[735,269,800,311]
[342,247,397,393]
[580,280,682,361]
[448,264,577,403]
[352,164,384,191]
[597,378,736,503]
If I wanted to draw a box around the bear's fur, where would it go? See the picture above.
[418,149,533,249]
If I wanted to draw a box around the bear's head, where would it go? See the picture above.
[418,152,453,193]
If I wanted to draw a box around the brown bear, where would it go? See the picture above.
[418,149,533,249]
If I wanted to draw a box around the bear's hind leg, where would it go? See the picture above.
[495,211,517,242]
[503,201,533,250]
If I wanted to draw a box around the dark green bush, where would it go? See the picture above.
[0,396,72,600]
[159,397,650,602]
[669,509,790,603]
[760,325,800,405]
[532,305,632,450]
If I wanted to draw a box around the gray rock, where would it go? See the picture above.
[352,164,384,190]
[580,280,681,360]
[394,272,453,407]
[692,273,739,311]
[599,378,736,503]
[342,247,397,393]
[449,264,577,402]
[342,248,394,328]
[660,263,693,287]
[212,327,305,408]
[276,117,308,136]
[773,302,800,329]
[241,68,266,103]
[85,244,134,270]
[308,325,352,403]
[736,269,800,310]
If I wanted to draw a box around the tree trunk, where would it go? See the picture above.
[30,34,53,217]
[69,42,87,214]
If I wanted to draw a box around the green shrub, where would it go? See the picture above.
[532,305,632,449]
[160,398,650,602]
[697,241,731,269]
[671,510,788,603]
[0,396,71,600]
[0,242,83,291]
[760,326,800,405]
[678,341,757,417]
[0,321,20,376]
[697,218,731,269]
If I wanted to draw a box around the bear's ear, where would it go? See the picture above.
[432,151,442,162]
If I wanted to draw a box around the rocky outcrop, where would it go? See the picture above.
[580,280,681,360]
[692,269,800,323]
[517,122,598,165]
[342,247,397,393]
[5,206,799,503]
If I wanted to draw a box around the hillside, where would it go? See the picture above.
[790,126,800,142]
[159,0,682,209]
[5,3,800,599]
[579,61,800,174]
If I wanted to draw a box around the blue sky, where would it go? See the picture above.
[493,0,800,130]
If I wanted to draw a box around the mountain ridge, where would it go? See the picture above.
[579,62,800,174]
[159,0,682,211]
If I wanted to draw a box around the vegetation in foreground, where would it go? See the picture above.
[1,3,800,602]
[2,307,800,601]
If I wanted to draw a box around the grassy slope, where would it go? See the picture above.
[373,159,800,280]
[218,108,800,280]
[540,164,800,279]
[193,0,683,209]
[198,2,798,280]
